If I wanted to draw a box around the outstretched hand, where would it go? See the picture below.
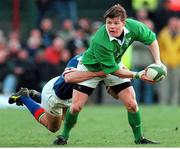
[140,69,156,84]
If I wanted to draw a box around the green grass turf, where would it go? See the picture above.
[0,105,180,147]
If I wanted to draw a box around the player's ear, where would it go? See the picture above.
[119,18,125,27]
[121,20,125,26]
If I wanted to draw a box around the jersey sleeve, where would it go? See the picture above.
[92,41,119,74]
[133,19,156,45]
[62,55,79,77]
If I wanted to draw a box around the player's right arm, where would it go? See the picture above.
[112,67,155,83]
[64,69,106,83]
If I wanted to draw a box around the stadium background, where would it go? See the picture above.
[0,0,180,147]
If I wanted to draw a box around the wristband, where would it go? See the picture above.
[133,72,140,79]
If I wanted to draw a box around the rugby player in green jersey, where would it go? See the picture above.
[8,53,148,145]
[67,4,166,144]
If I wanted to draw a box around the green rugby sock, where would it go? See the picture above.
[61,108,79,139]
[128,111,143,142]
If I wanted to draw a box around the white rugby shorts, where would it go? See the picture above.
[76,61,130,88]
[41,77,72,116]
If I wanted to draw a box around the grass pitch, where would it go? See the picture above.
[0,105,180,147]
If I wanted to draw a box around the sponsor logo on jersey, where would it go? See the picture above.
[114,49,120,58]
[124,37,131,46]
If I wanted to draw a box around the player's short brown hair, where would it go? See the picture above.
[104,4,127,21]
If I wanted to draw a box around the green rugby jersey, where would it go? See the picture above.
[82,18,156,74]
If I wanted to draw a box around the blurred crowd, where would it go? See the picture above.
[0,17,98,93]
[0,0,179,105]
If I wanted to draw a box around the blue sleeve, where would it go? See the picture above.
[66,54,82,68]
[61,54,82,78]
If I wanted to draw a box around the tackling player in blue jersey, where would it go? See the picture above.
[8,54,106,145]
[8,53,152,145]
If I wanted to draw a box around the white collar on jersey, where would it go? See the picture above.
[106,26,129,44]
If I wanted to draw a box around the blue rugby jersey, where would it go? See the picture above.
[53,54,82,100]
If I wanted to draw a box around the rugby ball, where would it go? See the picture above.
[146,63,167,82]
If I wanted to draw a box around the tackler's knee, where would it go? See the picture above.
[48,126,60,133]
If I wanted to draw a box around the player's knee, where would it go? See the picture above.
[123,89,138,112]
[48,126,60,133]
[71,104,82,114]
[126,100,138,112]
[72,106,82,113]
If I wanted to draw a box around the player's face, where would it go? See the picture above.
[106,17,125,37]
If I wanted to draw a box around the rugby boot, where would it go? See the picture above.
[8,88,29,105]
[53,135,67,145]
[135,137,160,144]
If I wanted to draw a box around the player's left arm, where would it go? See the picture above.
[148,39,162,64]
[133,20,167,76]
[148,39,167,72]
